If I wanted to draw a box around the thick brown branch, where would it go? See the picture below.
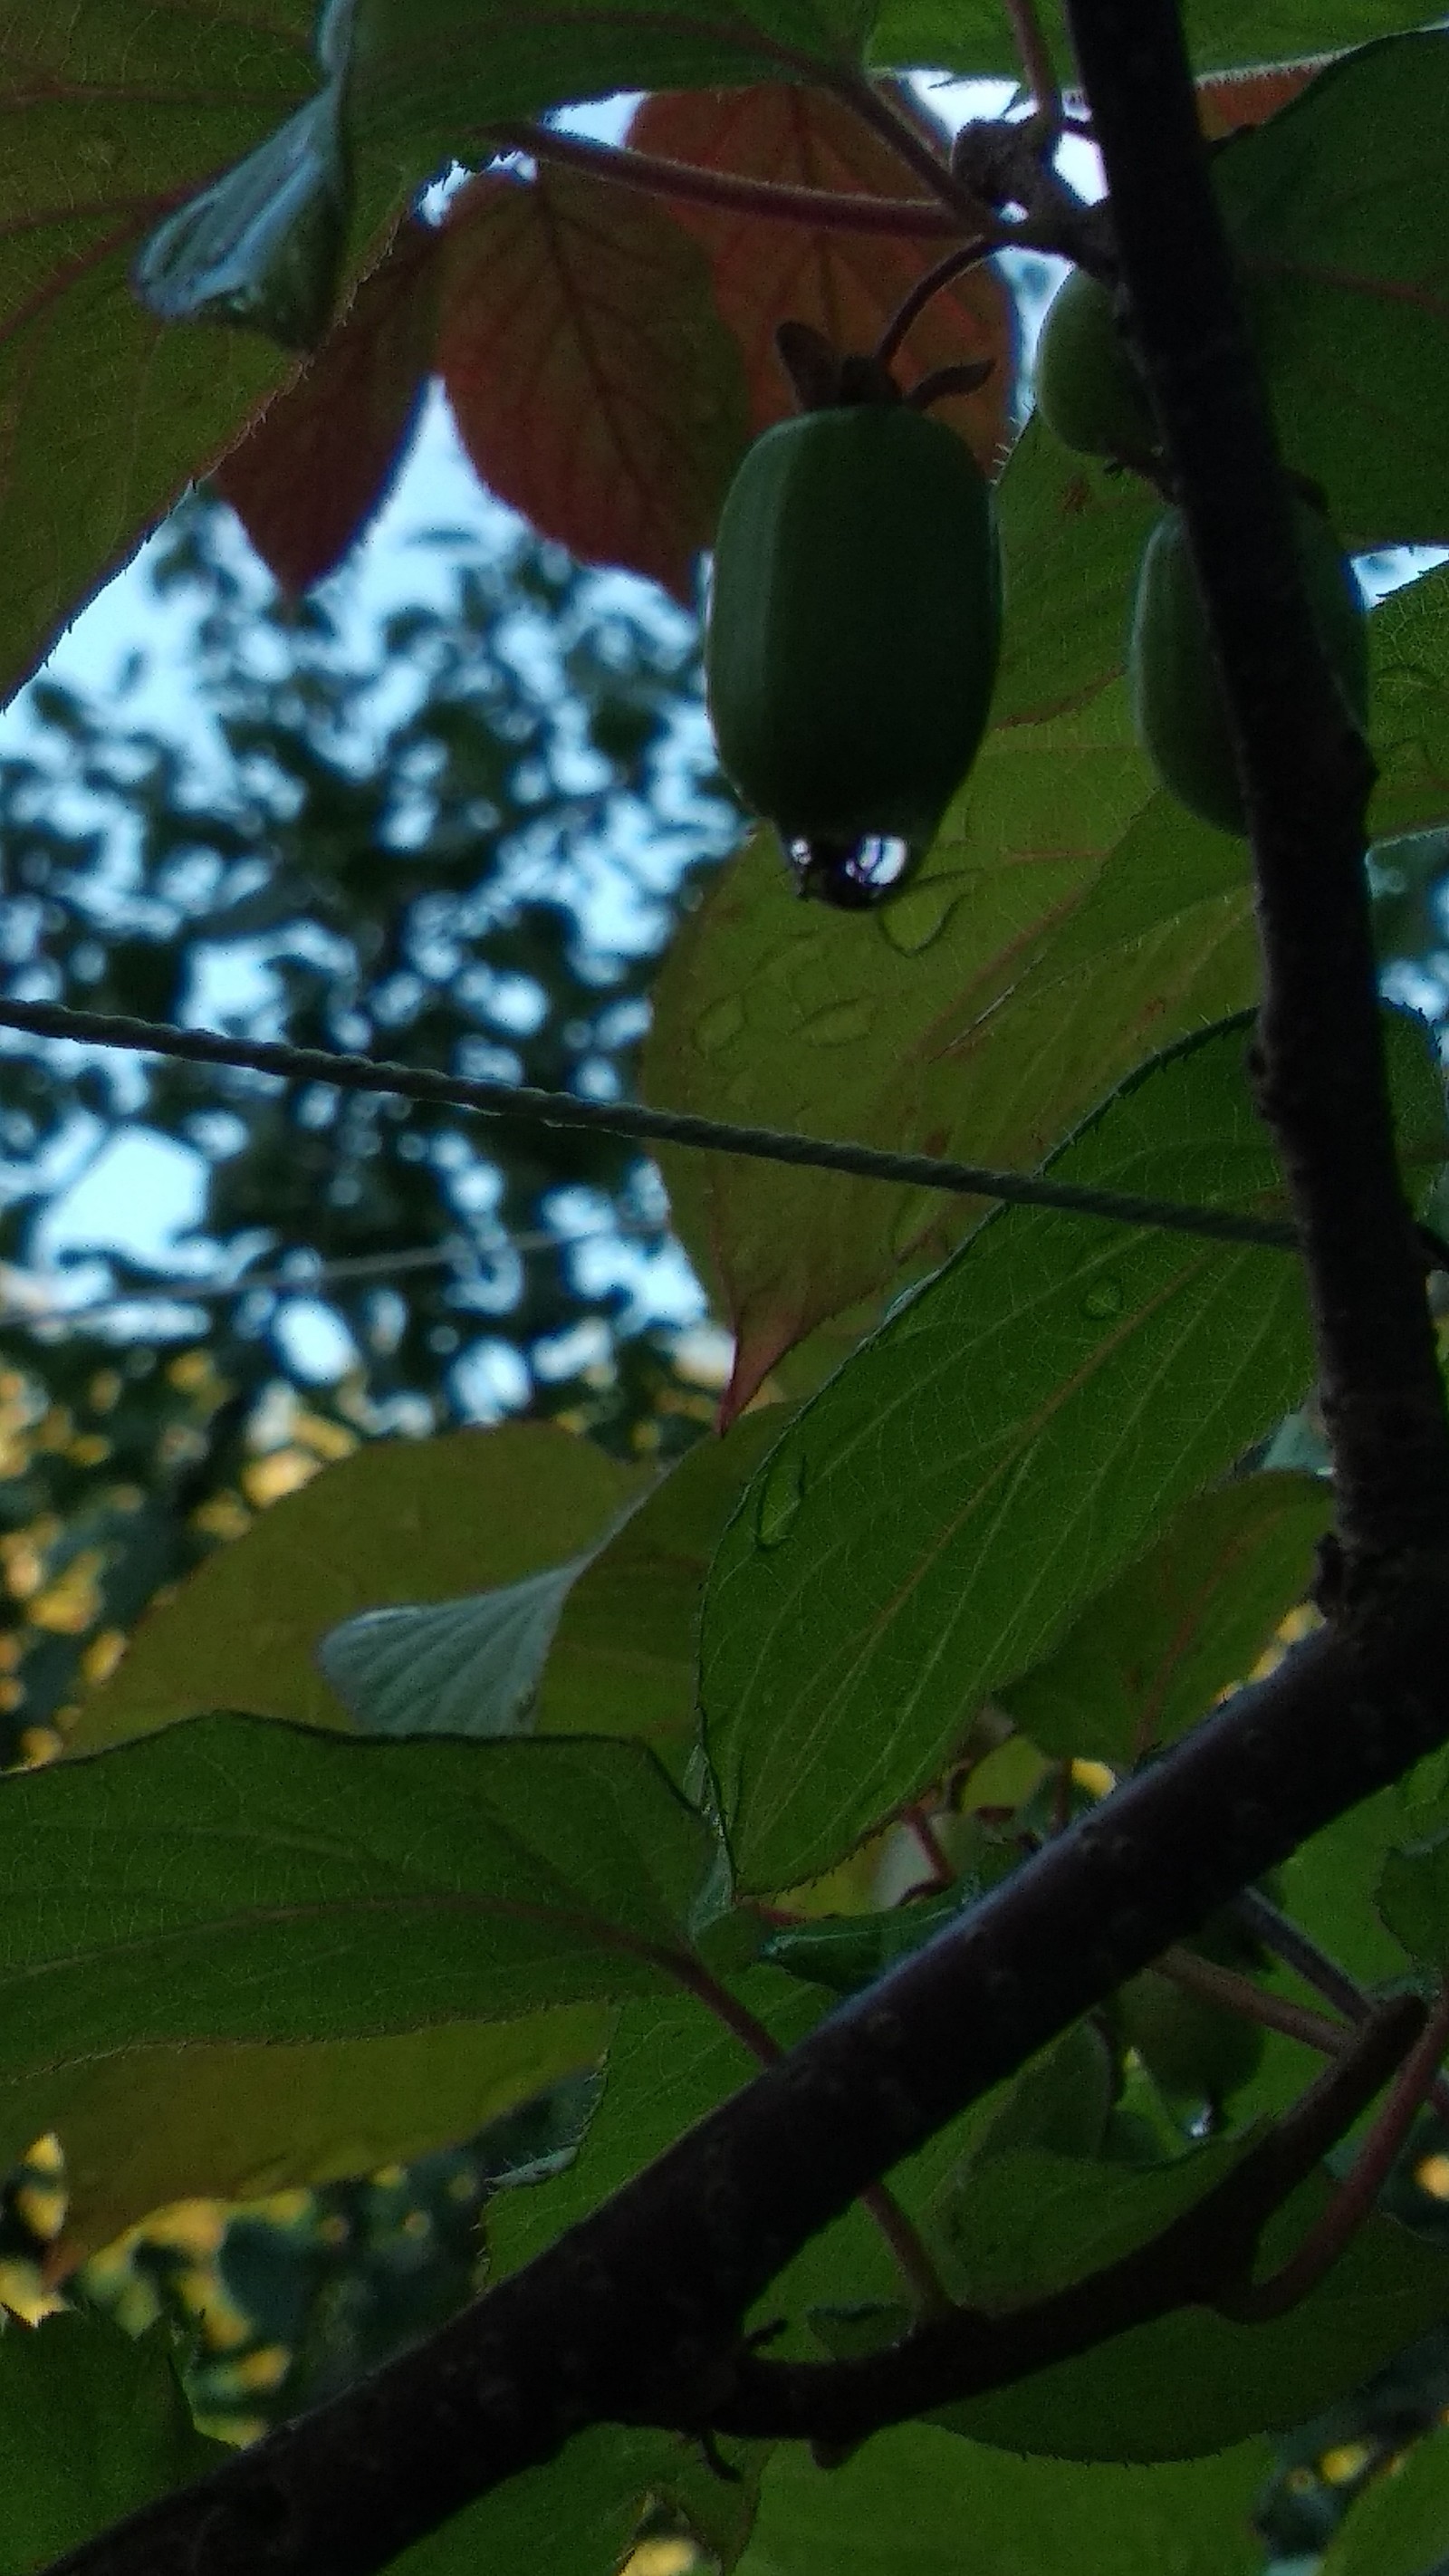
[42,1605,1449,2576]
[1061,0,1449,1572]
[710,1994,1424,2439]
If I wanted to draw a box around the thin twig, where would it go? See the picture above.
[490,120,963,237]
[873,241,997,368]
[1229,1887,1449,2125]
[1219,1980,1449,2321]
[0,994,1304,1254]
[1156,1946,1356,2059]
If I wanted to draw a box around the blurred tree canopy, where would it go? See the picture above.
[0,487,737,1769]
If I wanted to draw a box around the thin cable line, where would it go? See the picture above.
[6,1221,676,1327]
[0,994,1300,1255]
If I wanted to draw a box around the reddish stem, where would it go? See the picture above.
[874,239,997,368]
[492,120,963,237]
[1220,1979,1449,2321]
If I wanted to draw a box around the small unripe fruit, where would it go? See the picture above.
[1129,498,1368,837]
[705,404,1002,887]
[1033,267,1156,463]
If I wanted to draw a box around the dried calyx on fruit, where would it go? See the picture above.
[1128,493,1367,837]
[705,330,1002,909]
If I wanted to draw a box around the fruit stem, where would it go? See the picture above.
[489,121,964,237]
[873,240,997,368]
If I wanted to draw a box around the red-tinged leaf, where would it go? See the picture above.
[628,85,1016,469]
[1196,58,1330,136]
[213,217,440,593]
[437,166,749,602]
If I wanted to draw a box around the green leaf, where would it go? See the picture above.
[734,2421,1272,2576]
[644,685,1261,1407]
[1320,2425,1449,2576]
[489,1969,820,2282]
[704,1009,1444,1891]
[134,88,350,349]
[759,1879,988,1995]
[385,2423,674,2576]
[320,1562,588,1738]
[1369,561,1449,840]
[69,1423,645,1751]
[7,2011,609,2268]
[0,1717,715,2076]
[1377,1828,1449,1968]
[948,2186,1449,2460]
[869,0,1429,80]
[0,2313,226,2574]
[1279,1783,1419,1989]
[936,2139,1251,2311]
[535,1409,791,1758]
[992,418,1159,729]
[319,1408,786,1760]
[1219,34,1449,546]
[971,2024,1117,2164]
[1000,1471,1331,1763]
[0,8,313,705]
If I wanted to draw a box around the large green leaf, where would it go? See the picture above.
[645,687,1261,1408]
[0,1718,716,2073]
[734,2421,1271,2576]
[949,2184,1449,2460]
[319,1409,787,1761]
[991,418,1159,729]
[1377,1826,1449,1967]
[702,1012,1444,1892]
[68,1423,645,1752]
[0,1,318,706]
[1369,558,1449,839]
[1220,34,1449,546]
[868,0,1432,81]
[0,2314,226,2575]
[1001,1471,1331,1763]
[1320,2425,1449,2576]
[7,2011,609,2268]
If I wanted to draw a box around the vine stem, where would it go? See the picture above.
[1220,1980,1449,2321]
[492,120,964,237]
[873,240,997,367]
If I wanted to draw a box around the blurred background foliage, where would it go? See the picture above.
[0,491,739,1771]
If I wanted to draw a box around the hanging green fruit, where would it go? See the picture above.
[705,398,1002,907]
[1128,495,1368,837]
[1033,265,1156,464]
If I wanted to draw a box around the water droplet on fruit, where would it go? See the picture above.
[696,995,745,1056]
[1082,1276,1125,1319]
[788,836,917,908]
[879,879,960,955]
[756,1449,806,1549]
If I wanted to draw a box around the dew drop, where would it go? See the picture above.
[879,879,960,956]
[696,994,746,1056]
[756,1448,807,1549]
[1082,1276,1125,1319]
[787,836,919,908]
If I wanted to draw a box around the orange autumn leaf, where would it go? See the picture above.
[629,84,1017,473]
[1196,57,1333,138]
[214,220,440,595]
[437,164,748,603]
